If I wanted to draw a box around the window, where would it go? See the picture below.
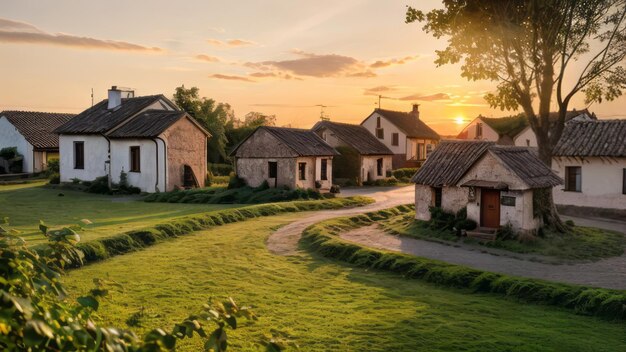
[129,146,141,172]
[623,169,626,195]
[322,132,327,141]
[476,123,483,139]
[417,143,425,160]
[376,116,381,128]
[391,133,399,146]
[376,158,383,176]
[298,162,306,180]
[321,159,328,180]
[376,128,384,139]
[426,143,433,156]
[565,166,581,192]
[74,141,84,169]
[268,161,277,178]
[433,187,442,207]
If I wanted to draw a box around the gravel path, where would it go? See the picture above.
[266,186,414,255]
[340,225,626,290]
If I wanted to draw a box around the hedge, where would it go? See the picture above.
[301,205,626,321]
[67,196,373,267]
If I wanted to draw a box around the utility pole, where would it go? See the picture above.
[316,104,330,121]
[91,88,94,107]
[376,95,390,109]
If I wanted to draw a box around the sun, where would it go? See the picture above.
[454,116,465,125]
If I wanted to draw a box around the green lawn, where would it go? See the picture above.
[382,213,626,261]
[0,183,240,244]
[65,214,626,352]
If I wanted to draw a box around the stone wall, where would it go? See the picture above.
[160,117,207,191]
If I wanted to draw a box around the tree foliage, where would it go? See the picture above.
[407,0,626,164]
[173,86,234,163]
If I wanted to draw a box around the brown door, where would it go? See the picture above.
[480,189,500,228]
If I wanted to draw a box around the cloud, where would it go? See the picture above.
[399,93,451,101]
[249,72,277,78]
[0,17,162,52]
[210,27,226,34]
[369,55,419,68]
[255,50,362,77]
[195,54,221,62]
[206,38,256,47]
[209,73,255,82]
[364,86,395,95]
[347,70,377,78]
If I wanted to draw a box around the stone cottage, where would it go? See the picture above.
[230,126,338,191]
[0,111,75,173]
[411,140,562,233]
[361,105,440,168]
[552,119,626,210]
[55,86,210,193]
[312,120,393,185]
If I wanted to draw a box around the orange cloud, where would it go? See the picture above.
[369,55,419,68]
[195,54,220,62]
[209,73,255,82]
[399,93,451,101]
[364,86,396,95]
[207,38,256,47]
[0,18,162,52]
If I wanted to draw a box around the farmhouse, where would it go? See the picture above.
[552,119,626,210]
[0,111,75,173]
[55,86,210,193]
[231,126,338,191]
[312,120,393,184]
[412,140,562,233]
[361,105,440,168]
[457,109,595,146]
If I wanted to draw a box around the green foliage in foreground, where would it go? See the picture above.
[72,197,373,267]
[0,224,259,351]
[144,185,327,204]
[301,206,626,321]
[65,213,626,351]
[380,211,625,261]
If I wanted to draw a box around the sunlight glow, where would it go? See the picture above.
[454,116,465,125]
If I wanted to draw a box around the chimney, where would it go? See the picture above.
[411,104,420,120]
[107,86,135,109]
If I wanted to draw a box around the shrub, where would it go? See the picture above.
[208,162,233,176]
[496,223,517,240]
[205,170,214,187]
[315,180,322,189]
[363,177,398,186]
[330,185,341,194]
[0,146,18,160]
[46,158,60,175]
[49,173,60,184]
[86,176,111,194]
[392,168,418,179]
[227,175,247,189]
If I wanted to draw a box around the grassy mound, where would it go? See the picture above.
[68,196,373,267]
[301,206,626,321]
[144,185,326,204]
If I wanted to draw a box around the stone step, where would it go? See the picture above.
[466,230,497,241]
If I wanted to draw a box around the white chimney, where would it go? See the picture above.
[107,86,135,109]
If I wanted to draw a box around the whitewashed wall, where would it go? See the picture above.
[513,127,537,147]
[0,116,34,173]
[59,135,109,182]
[361,155,392,182]
[361,112,407,155]
[109,139,164,193]
[458,117,499,141]
[552,157,626,210]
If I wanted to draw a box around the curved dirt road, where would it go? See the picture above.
[266,186,414,255]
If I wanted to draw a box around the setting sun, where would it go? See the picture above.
[454,116,465,125]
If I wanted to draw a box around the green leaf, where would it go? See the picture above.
[77,296,100,311]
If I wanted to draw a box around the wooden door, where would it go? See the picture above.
[480,189,500,228]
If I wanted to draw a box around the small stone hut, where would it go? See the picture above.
[230,126,338,191]
[411,140,562,233]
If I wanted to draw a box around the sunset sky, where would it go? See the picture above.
[1,0,625,135]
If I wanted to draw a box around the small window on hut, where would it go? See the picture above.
[298,162,306,180]
[565,166,581,192]
[376,158,383,176]
[321,159,328,180]
[433,187,442,208]
[74,142,84,169]
[391,133,399,146]
[376,116,381,128]
[268,162,277,178]
[376,128,384,139]
[129,146,140,172]
[623,169,626,195]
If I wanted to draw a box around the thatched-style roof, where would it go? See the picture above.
[370,109,440,140]
[231,126,338,157]
[108,110,210,138]
[312,121,392,155]
[1,111,75,149]
[553,120,626,157]
[490,146,562,188]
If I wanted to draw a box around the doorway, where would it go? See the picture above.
[480,189,500,228]
[183,165,199,189]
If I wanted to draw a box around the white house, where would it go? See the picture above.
[457,109,595,147]
[0,111,75,173]
[231,126,338,191]
[55,86,210,193]
[361,105,440,169]
[411,140,562,234]
[312,120,393,184]
[552,120,626,210]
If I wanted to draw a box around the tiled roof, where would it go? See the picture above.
[107,110,209,138]
[1,110,75,149]
[55,95,167,134]
[490,146,562,188]
[411,140,494,186]
[553,120,626,157]
[312,121,393,155]
[372,109,440,140]
[263,126,338,156]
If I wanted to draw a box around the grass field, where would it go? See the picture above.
[0,183,239,244]
[381,213,625,261]
[64,215,626,352]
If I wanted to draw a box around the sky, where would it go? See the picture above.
[1,0,624,135]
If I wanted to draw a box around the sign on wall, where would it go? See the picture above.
[501,196,516,207]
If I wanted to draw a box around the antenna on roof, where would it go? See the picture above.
[316,104,330,121]
[375,95,391,109]
[91,88,94,107]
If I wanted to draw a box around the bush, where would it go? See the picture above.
[227,175,247,189]
[363,177,398,186]
[330,185,341,194]
[392,168,418,180]
[0,146,18,160]
[49,173,60,184]
[208,163,233,176]
[496,223,516,240]
[86,176,111,194]
[46,158,60,175]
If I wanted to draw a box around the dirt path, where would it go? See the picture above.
[340,225,626,290]
[266,186,414,255]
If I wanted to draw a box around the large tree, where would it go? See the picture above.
[173,86,233,163]
[407,0,626,230]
